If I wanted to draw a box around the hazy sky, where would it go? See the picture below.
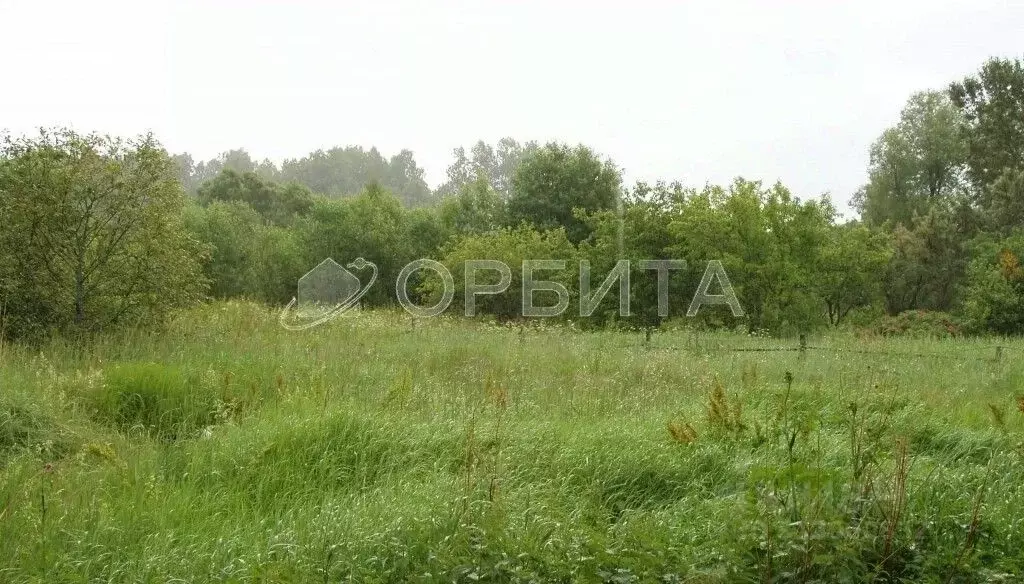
[2,1,1022,215]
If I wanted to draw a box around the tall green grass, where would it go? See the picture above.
[1,301,1022,581]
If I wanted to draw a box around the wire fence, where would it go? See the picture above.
[637,334,1017,363]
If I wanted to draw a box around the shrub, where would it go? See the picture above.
[424,225,578,321]
[962,235,1024,335]
[874,310,963,338]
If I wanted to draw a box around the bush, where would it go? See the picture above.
[93,363,218,440]
[874,310,963,338]
[962,235,1024,335]
[424,225,578,321]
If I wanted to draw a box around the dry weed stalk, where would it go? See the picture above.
[667,420,698,444]
[881,437,910,569]
[708,380,744,435]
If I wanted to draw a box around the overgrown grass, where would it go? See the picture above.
[1,301,1023,582]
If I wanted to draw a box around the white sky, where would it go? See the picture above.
[1,1,1022,215]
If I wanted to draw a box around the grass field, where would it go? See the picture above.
[2,302,1024,582]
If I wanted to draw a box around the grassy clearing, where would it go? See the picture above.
[1,302,1023,582]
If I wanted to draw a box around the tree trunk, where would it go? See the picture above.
[75,253,86,325]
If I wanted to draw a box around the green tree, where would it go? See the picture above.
[881,209,965,315]
[405,206,448,261]
[853,91,968,227]
[299,183,423,306]
[171,152,197,192]
[0,129,206,338]
[251,225,307,304]
[507,143,621,244]
[425,226,578,321]
[279,146,433,206]
[197,168,314,226]
[580,181,686,328]
[439,171,506,235]
[985,167,1024,234]
[961,232,1024,334]
[386,149,434,206]
[186,198,309,304]
[184,201,263,299]
[668,179,833,333]
[175,148,279,194]
[949,57,1024,189]
[439,138,539,198]
[817,223,893,326]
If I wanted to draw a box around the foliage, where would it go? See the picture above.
[981,167,1024,234]
[949,57,1024,189]
[0,129,207,340]
[818,223,893,325]
[425,225,578,320]
[874,310,963,338]
[299,183,440,307]
[438,138,539,198]
[668,179,834,334]
[7,50,1024,583]
[197,168,314,226]
[580,181,685,329]
[184,201,264,299]
[175,146,435,207]
[507,143,622,244]
[172,149,278,194]
[438,171,506,235]
[962,232,1024,334]
[6,53,1024,340]
[882,209,967,315]
[853,91,968,227]
[280,146,434,207]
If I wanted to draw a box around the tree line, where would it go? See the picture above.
[1,57,1022,340]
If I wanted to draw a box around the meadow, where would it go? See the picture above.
[1,302,1023,582]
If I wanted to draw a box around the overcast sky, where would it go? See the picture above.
[1,1,1022,215]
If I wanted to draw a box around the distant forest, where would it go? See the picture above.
[171,138,540,207]
[1,56,1022,340]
